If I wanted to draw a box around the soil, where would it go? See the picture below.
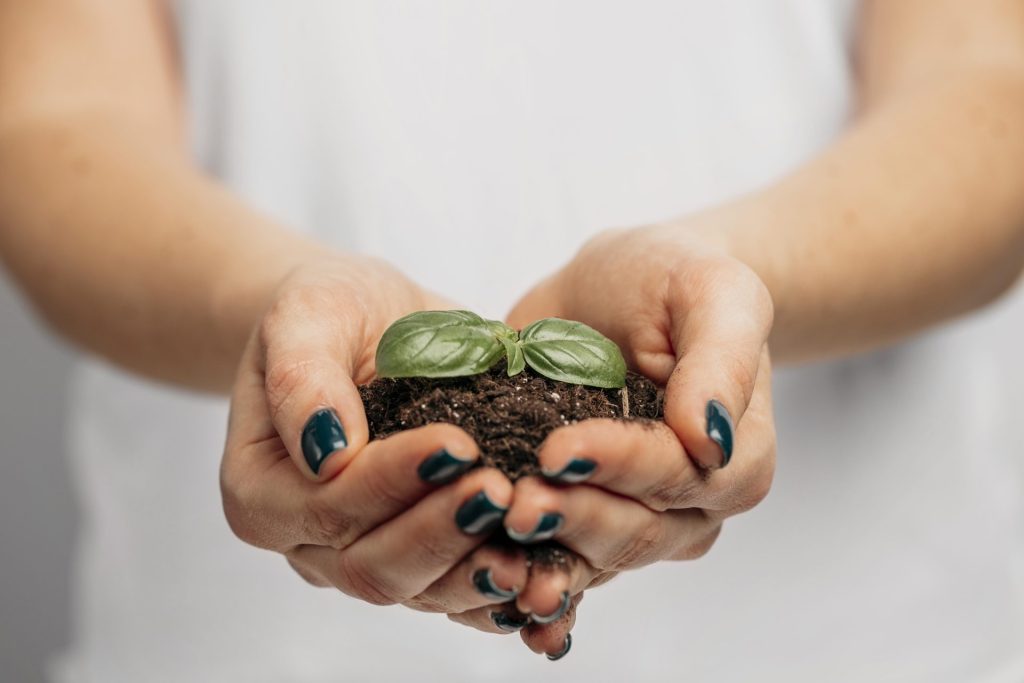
[359,364,664,567]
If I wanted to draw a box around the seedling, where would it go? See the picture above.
[375,310,627,389]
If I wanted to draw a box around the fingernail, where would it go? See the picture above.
[472,568,518,602]
[455,491,507,535]
[490,611,530,633]
[706,399,734,468]
[418,448,474,485]
[507,512,564,544]
[301,408,347,476]
[532,591,571,625]
[541,458,597,484]
[546,633,573,661]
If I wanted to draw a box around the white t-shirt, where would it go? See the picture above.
[52,2,1024,681]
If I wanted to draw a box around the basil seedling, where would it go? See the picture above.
[375,310,627,389]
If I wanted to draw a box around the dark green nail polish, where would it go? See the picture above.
[546,633,573,661]
[507,512,564,544]
[418,448,474,485]
[455,491,507,535]
[542,458,597,484]
[473,568,518,602]
[490,611,530,633]
[301,408,347,476]
[706,399,734,468]
[532,591,571,625]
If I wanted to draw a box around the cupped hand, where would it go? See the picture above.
[473,222,777,654]
[220,255,528,627]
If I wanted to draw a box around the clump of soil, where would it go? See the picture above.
[359,363,662,479]
[358,364,664,567]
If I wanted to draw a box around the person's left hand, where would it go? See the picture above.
[448,221,777,657]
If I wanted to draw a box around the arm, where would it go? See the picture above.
[497,1,1024,644]
[0,0,323,391]
[0,0,529,631]
[713,0,1024,362]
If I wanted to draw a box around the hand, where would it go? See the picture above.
[220,255,529,627]
[479,222,777,652]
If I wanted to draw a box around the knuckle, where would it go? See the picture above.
[665,262,709,308]
[263,358,316,420]
[732,465,775,514]
[408,528,464,578]
[256,310,281,353]
[667,257,773,334]
[673,525,722,561]
[275,282,333,318]
[588,571,619,589]
[448,611,497,634]
[721,350,758,405]
[220,465,264,548]
[359,466,416,514]
[605,515,665,570]
[286,556,330,588]
[307,497,358,549]
[335,553,399,606]
[646,470,701,512]
[402,592,450,614]
[736,265,775,329]
[258,287,318,350]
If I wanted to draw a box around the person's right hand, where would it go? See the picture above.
[220,255,528,625]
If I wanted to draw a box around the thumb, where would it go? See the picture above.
[662,263,773,469]
[257,298,371,482]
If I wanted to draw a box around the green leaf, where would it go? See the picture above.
[486,319,519,341]
[375,310,504,378]
[520,318,627,388]
[500,337,527,376]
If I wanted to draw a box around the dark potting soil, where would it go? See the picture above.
[358,365,664,567]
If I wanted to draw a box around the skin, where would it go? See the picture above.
[2,0,1024,660]
[455,0,1024,650]
[0,0,529,634]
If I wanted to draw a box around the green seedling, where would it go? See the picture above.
[375,310,626,389]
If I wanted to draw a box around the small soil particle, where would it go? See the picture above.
[359,364,664,568]
[360,364,662,480]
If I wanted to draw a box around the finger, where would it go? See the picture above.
[679,356,776,519]
[287,468,512,605]
[285,554,330,587]
[447,552,601,636]
[306,423,481,548]
[506,477,720,571]
[536,389,774,516]
[536,418,704,512]
[663,262,773,469]
[513,547,599,622]
[402,543,529,614]
[446,592,580,645]
[257,289,372,481]
[447,604,529,635]
[222,423,480,551]
[521,593,581,661]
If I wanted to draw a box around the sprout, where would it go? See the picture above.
[375,310,626,389]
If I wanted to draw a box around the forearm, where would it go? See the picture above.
[702,67,1024,363]
[0,114,323,392]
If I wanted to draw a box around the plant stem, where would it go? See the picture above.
[620,385,630,418]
